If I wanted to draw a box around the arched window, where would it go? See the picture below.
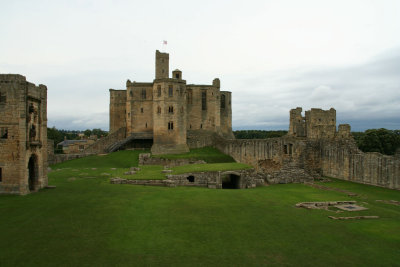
[168,106,174,113]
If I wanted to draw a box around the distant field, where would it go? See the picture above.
[1,149,399,266]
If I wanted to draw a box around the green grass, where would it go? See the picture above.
[152,146,236,163]
[49,150,250,181]
[172,162,252,174]
[52,150,145,169]
[1,151,400,266]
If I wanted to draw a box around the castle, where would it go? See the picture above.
[109,50,234,154]
[0,74,48,194]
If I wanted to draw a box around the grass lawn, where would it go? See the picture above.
[0,150,399,266]
[49,150,251,181]
[152,147,236,163]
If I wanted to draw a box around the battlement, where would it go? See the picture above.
[0,74,26,83]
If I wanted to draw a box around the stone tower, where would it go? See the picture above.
[151,56,189,154]
[0,74,48,195]
[155,50,169,79]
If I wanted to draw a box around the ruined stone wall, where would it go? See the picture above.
[305,108,336,139]
[111,169,265,189]
[109,89,126,134]
[321,139,400,189]
[0,74,47,195]
[289,107,306,137]
[219,91,234,139]
[289,107,336,139]
[214,136,315,183]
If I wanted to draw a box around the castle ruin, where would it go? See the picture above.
[0,74,48,195]
[109,50,234,154]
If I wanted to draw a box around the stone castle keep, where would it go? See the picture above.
[0,74,48,194]
[109,50,234,154]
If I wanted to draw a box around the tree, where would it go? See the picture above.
[353,128,400,155]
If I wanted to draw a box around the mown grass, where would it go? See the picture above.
[1,150,399,266]
[172,162,252,174]
[50,149,251,181]
[152,146,235,163]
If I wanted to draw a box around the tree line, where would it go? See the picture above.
[352,129,400,155]
[233,130,288,139]
[234,129,400,156]
[47,127,108,148]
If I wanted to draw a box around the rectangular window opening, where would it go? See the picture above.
[157,85,161,97]
[168,121,174,130]
[0,167,2,182]
[0,92,6,103]
[141,89,146,99]
[187,90,193,104]
[169,85,173,97]
[221,94,226,109]
[202,91,207,110]
[0,128,8,139]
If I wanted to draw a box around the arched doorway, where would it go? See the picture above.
[221,173,241,189]
[28,154,38,191]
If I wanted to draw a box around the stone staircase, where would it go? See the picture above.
[106,132,153,153]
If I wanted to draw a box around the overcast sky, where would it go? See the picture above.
[1,0,399,131]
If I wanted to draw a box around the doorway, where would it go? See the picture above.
[28,154,38,191]
[222,174,241,189]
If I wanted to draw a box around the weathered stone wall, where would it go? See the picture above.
[151,78,189,154]
[214,136,315,183]
[187,130,218,149]
[0,74,48,195]
[321,139,400,189]
[288,107,336,139]
[126,82,154,135]
[109,89,126,134]
[219,91,234,138]
[110,169,265,189]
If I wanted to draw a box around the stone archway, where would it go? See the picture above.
[221,172,241,189]
[28,154,38,192]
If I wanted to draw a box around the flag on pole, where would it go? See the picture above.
[163,40,167,45]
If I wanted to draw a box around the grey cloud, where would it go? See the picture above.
[232,47,400,131]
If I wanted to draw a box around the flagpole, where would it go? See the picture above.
[162,40,167,52]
